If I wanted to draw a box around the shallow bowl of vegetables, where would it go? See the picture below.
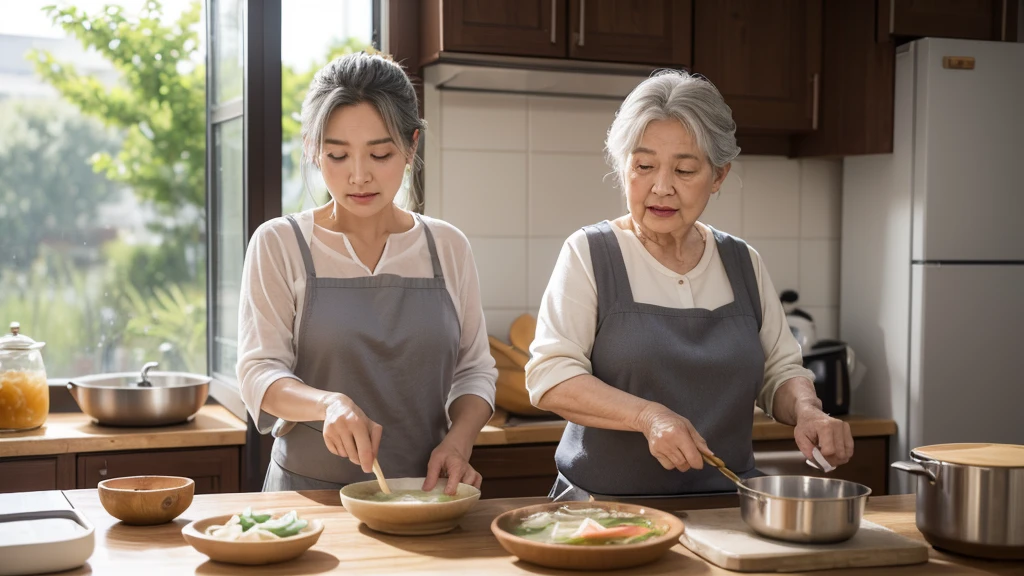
[491,501,685,571]
[340,477,481,536]
[181,508,323,565]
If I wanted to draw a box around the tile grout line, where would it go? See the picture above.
[796,159,803,299]
[525,97,532,310]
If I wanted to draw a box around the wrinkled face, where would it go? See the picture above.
[317,102,416,216]
[625,119,729,236]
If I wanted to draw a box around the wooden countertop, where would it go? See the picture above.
[56,491,1018,575]
[474,409,897,446]
[0,405,246,458]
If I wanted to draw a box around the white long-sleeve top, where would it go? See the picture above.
[237,209,497,434]
[525,221,813,418]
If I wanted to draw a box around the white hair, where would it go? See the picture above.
[606,70,740,190]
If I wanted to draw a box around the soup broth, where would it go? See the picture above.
[365,490,455,503]
[513,506,665,546]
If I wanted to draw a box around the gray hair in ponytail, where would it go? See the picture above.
[300,52,425,210]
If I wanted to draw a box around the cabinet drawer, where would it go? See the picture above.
[753,436,890,495]
[471,444,557,499]
[0,457,57,493]
[0,454,74,493]
[77,447,240,494]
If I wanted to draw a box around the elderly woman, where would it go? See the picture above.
[525,71,854,500]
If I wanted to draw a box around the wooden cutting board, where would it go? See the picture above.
[678,507,929,572]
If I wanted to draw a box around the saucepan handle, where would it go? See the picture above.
[891,460,937,483]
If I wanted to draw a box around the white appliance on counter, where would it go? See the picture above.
[842,38,1024,492]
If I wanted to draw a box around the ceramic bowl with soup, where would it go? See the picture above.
[491,501,685,570]
[339,477,480,535]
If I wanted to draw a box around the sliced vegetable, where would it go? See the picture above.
[204,509,311,541]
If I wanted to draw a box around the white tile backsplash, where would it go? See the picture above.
[440,151,527,236]
[528,153,622,237]
[800,160,842,239]
[741,158,801,238]
[469,237,527,308]
[702,189,744,236]
[799,240,841,307]
[483,309,527,340]
[803,306,839,341]
[429,91,845,336]
[440,92,527,151]
[748,239,801,295]
[528,237,566,307]
[529,97,619,154]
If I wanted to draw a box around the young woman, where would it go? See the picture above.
[237,53,496,493]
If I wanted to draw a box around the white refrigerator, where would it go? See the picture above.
[842,38,1024,493]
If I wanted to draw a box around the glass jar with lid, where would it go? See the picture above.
[0,322,49,431]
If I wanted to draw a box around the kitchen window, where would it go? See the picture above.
[0,1,208,380]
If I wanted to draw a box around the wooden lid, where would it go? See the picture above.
[913,443,1024,467]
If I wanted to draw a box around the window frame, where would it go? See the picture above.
[207,0,394,491]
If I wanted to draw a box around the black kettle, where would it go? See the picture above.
[802,340,855,416]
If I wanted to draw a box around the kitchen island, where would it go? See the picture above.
[58,489,1020,575]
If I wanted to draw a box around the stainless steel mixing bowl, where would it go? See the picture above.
[738,475,872,543]
[68,363,209,426]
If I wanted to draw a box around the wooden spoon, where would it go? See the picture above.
[702,453,745,489]
[371,459,392,494]
[489,336,529,369]
[508,313,537,355]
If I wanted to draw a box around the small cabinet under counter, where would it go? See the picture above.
[0,405,245,494]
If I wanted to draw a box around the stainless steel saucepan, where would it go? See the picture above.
[67,362,209,426]
[704,453,872,543]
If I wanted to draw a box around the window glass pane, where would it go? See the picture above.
[212,117,244,380]
[213,0,243,105]
[0,1,207,378]
[281,0,374,214]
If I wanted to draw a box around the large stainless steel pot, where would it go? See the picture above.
[893,443,1024,560]
[67,362,209,426]
[738,475,871,543]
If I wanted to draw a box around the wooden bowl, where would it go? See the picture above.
[97,475,194,525]
[182,513,324,565]
[340,477,480,535]
[491,501,685,571]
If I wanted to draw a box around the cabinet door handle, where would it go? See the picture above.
[551,0,557,43]
[99,459,108,477]
[578,0,586,46]
[811,72,820,130]
[1001,0,1008,41]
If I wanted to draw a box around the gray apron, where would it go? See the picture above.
[551,221,765,500]
[263,214,460,491]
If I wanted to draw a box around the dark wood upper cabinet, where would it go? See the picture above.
[423,0,567,60]
[878,0,1018,42]
[693,0,823,133]
[568,0,692,67]
[797,0,895,157]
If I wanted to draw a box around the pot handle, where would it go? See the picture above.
[891,460,937,484]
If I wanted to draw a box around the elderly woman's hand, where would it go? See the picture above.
[793,408,854,467]
[636,403,711,472]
